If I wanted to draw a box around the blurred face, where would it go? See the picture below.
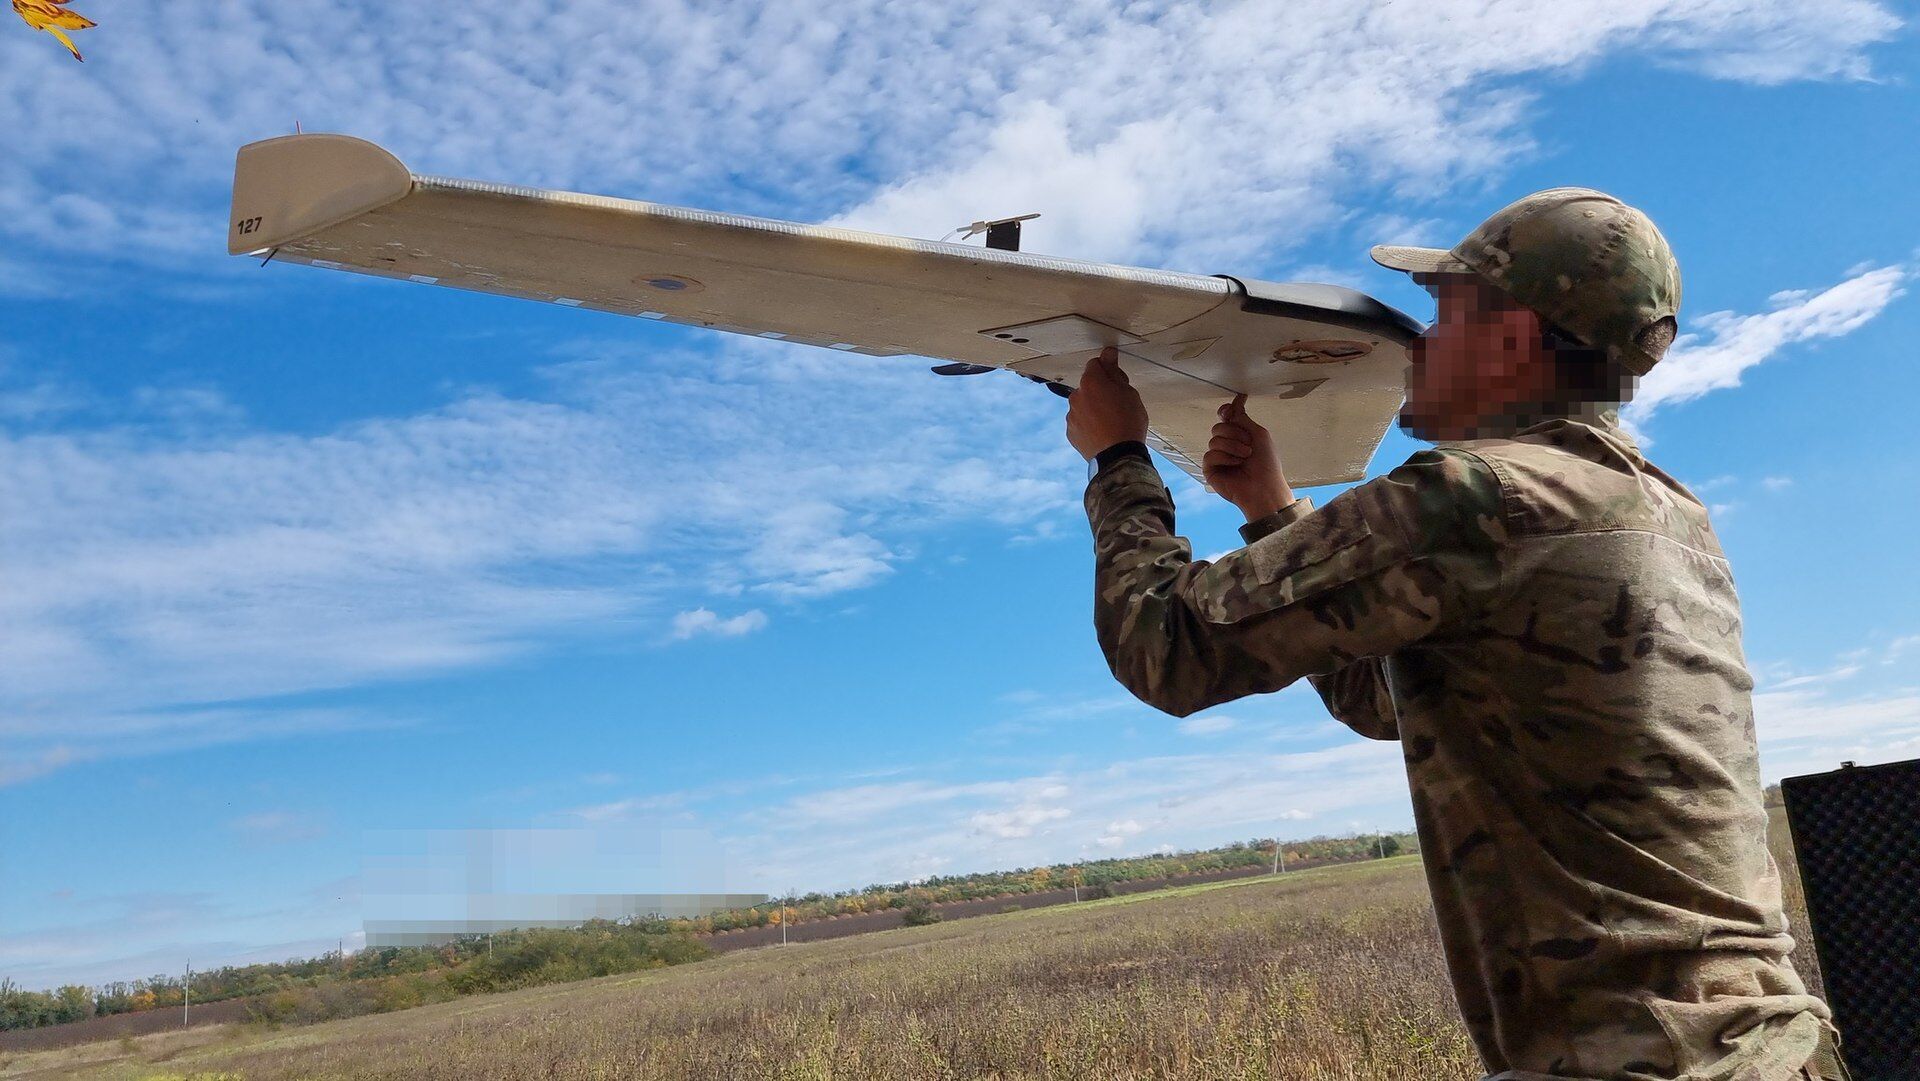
[1398,272,1558,442]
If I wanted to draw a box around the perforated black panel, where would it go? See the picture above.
[1782,758,1920,1081]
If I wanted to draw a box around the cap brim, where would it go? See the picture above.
[1369,244,1473,274]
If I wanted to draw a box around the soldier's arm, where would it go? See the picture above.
[1084,447,1505,718]
[1238,499,1401,741]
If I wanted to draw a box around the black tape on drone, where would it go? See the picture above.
[1782,757,1920,1080]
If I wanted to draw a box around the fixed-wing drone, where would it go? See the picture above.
[228,134,1423,488]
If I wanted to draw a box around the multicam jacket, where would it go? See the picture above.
[1084,416,1833,1081]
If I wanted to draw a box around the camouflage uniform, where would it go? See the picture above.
[1083,190,1844,1080]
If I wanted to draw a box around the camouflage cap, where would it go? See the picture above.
[1371,188,1681,376]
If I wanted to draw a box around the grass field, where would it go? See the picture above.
[2,819,1826,1081]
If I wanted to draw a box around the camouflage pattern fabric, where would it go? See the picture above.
[1084,416,1835,1081]
[1799,1026,1853,1081]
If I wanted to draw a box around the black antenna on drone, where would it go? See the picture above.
[941,213,1041,252]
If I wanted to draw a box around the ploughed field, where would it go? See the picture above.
[3,820,1823,1081]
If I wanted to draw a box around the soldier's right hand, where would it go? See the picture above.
[1203,394,1295,522]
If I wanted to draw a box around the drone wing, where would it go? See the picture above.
[230,134,1421,487]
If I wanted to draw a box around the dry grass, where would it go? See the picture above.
[0,1022,252,1080]
[4,814,1825,1081]
[1769,804,1824,1000]
[5,858,1478,1081]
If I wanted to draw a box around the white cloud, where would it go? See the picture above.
[0,353,1078,784]
[566,797,664,824]
[783,777,1044,827]
[1359,214,1450,250]
[1757,686,1920,780]
[0,379,85,422]
[1640,1,1901,83]
[972,691,1145,741]
[830,2,1899,268]
[1746,639,1920,779]
[0,0,1899,278]
[669,607,769,640]
[1764,664,1864,691]
[597,641,1920,897]
[1177,714,1238,736]
[0,708,401,787]
[558,772,809,824]
[1626,264,1909,424]
[717,772,1084,844]
[970,800,1072,840]
[0,744,92,788]
[662,671,1920,895]
[720,739,1410,892]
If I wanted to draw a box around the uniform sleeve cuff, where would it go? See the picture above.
[1084,452,1168,534]
[1093,440,1152,475]
[1237,497,1314,544]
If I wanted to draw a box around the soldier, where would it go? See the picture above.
[1064,188,1848,1081]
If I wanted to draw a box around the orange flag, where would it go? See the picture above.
[12,0,95,61]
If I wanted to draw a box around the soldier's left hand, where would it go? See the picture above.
[1066,347,1150,460]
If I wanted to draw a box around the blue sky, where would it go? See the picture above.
[3,0,1918,991]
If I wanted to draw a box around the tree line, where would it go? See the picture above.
[1,919,708,1033]
[2,829,1417,1032]
[685,831,1419,933]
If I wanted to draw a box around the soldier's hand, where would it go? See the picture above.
[1203,394,1294,522]
[1066,347,1150,460]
